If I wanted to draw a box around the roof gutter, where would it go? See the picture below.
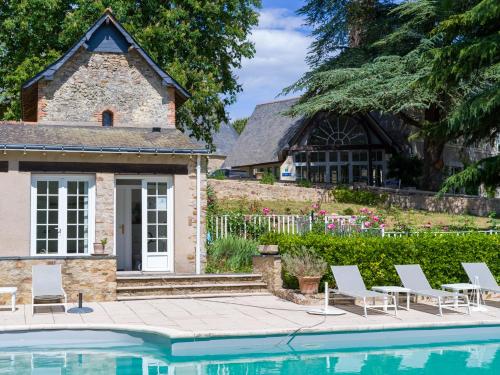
[0,144,209,155]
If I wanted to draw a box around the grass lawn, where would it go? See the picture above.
[217,199,494,230]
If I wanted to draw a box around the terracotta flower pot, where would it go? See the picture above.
[298,276,321,295]
[93,243,105,255]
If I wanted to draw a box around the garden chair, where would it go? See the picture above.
[32,264,67,315]
[330,265,397,317]
[462,262,500,294]
[395,264,470,316]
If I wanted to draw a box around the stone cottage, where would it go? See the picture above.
[0,10,208,303]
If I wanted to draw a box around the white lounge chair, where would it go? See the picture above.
[395,264,471,316]
[330,265,397,317]
[32,265,67,315]
[462,262,500,295]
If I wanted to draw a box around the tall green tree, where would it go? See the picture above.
[287,0,494,191]
[426,0,500,194]
[0,0,260,145]
[231,117,248,134]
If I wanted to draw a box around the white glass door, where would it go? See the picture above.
[31,175,95,256]
[141,177,173,271]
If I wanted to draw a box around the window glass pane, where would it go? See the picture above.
[147,211,156,224]
[158,183,167,195]
[48,211,58,224]
[147,183,156,195]
[158,240,167,252]
[68,196,77,209]
[37,211,47,224]
[67,225,77,238]
[329,152,338,162]
[48,181,58,195]
[330,166,338,184]
[68,210,77,224]
[37,240,47,254]
[158,225,167,238]
[158,211,167,224]
[147,197,156,210]
[340,165,349,184]
[147,241,156,253]
[340,152,349,162]
[48,226,58,239]
[78,240,85,253]
[37,196,47,210]
[353,165,369,182]
[47,240,58,254]
[68,181,77,195]
[37,181,47,193]
[67,240,77,254]
[147,225,157,238]
[37,225,47,238]
[48,196,58,209]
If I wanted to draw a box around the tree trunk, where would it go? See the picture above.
[348,0,376,47]
[421,137,446,191]
[420,105,446,191]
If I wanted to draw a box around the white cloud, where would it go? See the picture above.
[228,8,311,120]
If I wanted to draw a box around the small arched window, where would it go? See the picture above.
[102,110,113,127]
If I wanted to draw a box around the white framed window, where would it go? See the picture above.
[31,175,95,256]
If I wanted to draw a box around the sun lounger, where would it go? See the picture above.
[32,265,67,315]
[462,262,500,294]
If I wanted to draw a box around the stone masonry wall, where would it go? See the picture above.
[211,179,499,216]
[210,179,330,203]
[38,49,175,127]
[0,256,116,305]
[95,173,115,252]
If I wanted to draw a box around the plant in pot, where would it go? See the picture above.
[93,238,108,255]
[282,247,326,295]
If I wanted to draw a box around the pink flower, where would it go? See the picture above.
[312,203,319,210]
[372,215,380,222]
[364,221,372,228]
[360,207,368,213]
[380,224,385,229]
[319,209,327,216]
[262,207,270,215]
[327,223,336,230]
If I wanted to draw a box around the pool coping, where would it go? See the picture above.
[1,319,500,340]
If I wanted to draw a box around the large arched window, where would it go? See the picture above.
[102,110,113,127]
[308,116,368,146]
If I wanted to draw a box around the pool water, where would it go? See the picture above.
[0,326,498,374]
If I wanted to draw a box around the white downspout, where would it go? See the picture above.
[195,154,202,274]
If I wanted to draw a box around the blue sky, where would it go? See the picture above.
[227,0,310,120]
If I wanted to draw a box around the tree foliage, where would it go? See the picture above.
[231,117,249,134]
[0,0,261,145]
[287,0,500,192]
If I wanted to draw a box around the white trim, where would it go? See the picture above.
[30,174,95,256]
[195,155,201,274]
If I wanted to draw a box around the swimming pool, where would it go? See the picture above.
[0,325,498,374]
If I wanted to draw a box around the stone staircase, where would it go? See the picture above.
[116,272,270,301]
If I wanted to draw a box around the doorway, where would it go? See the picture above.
[116,180,142,271]
[115,176,173,272]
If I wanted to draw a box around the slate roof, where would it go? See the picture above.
[0,123,208,154]
[22,9,190,103]
[224,98,306,168]
[191,123,239,157]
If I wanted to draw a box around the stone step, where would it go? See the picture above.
[117,291,272,301]
[116,282,269,297]
[116,273,264,287]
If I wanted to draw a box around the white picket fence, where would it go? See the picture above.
[209,214,361,240]
[208,214,500,240]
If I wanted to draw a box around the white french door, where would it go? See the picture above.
[141,177,173,271]
[31,175,95,256]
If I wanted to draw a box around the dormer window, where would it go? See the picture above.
[102,110,113,127]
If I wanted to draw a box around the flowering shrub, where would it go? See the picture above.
[354,208,385,229]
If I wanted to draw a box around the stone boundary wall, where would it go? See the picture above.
[365,186,500,216]
[0,256,116,305]
[211,179,499,216]
[210,179,330,203]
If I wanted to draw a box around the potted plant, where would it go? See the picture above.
[93,238,108,255]
[282,247,326,295]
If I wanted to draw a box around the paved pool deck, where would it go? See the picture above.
[0,295,499,339]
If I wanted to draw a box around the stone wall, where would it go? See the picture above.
[211,179,499,216]
[38,49,175,127]
[366,187,500,216]
[0,256,116,305]
[95,173,115,252]
[210,179,330,203]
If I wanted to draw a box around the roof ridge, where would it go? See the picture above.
[255,96,300,107]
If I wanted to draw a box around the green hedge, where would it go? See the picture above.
[260,233,500,290]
